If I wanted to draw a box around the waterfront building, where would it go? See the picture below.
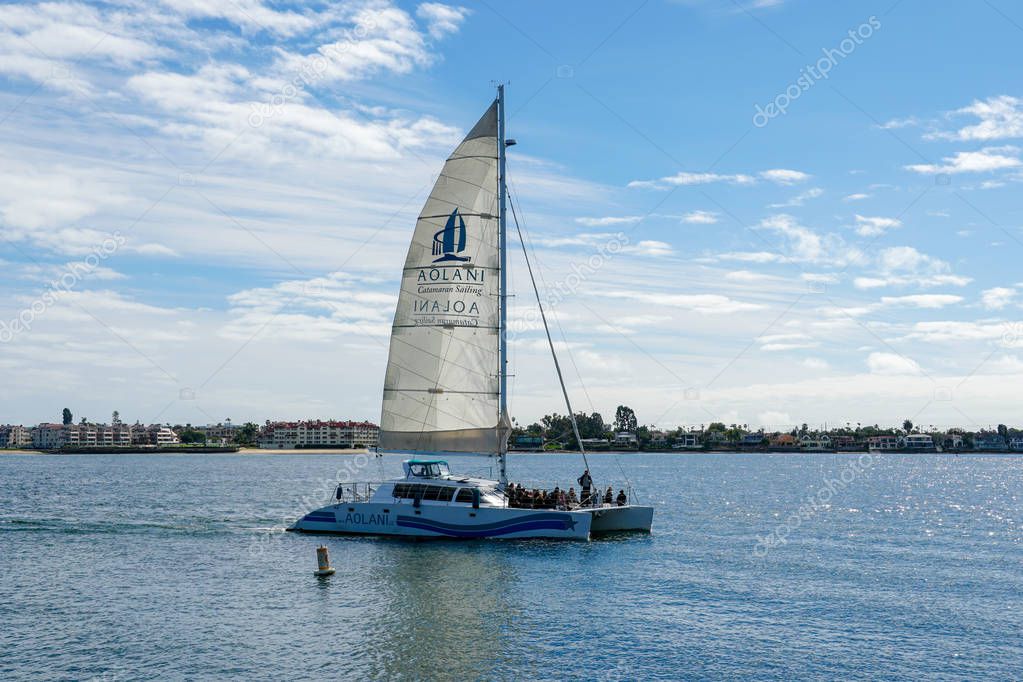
[197,422,238,446]
[613,432,639,449]
[31,424,66,448]
[672,432,701,449]
[800,434,832,451]
[942,433,965,450]
[509,435,543,451]
[1,425,32,448]
[31,423,135,448]
[1009,437,1023,452]
[868,435,900,452]
[973,433,1007,451]
[740,431,765,447]
[902,434,936,452]
[258,420,379,449]
[648,431,670,449]
[130,425,180,446]
[831,435,859,451]
[769,433,798,450]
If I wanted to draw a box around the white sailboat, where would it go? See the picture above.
[290,86,653,540]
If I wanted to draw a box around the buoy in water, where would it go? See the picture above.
[314,545,335,576]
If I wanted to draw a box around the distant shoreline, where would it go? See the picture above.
[4,447,1021,457]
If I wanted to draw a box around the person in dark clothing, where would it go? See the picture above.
[603,486,613,505]
[616,489,627,506]
[578,469,593,505]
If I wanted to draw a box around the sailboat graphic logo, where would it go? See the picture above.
[432,208,470,263]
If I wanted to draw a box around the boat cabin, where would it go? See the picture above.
[403,459,450,479]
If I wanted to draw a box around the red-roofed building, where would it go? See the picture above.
[258,420,379,449]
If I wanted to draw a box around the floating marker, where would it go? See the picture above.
[314,545,335,576]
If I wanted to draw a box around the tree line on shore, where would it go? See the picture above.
[512,407,1023,451]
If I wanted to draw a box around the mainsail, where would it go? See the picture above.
[379,100,509,454]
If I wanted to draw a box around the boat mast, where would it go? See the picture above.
[497,83,508,487]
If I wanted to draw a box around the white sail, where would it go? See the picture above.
[379,100,509,453]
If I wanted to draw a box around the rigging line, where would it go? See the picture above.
[509,185,636,502]
[507,179,597,414]
[507,190,590,475]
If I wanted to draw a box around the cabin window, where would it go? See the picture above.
[422,486,452,502]
[455,488,475,504]
[391,483,453,501]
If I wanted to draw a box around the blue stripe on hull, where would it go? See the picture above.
[302,513,336,523]
[396,513,576,537]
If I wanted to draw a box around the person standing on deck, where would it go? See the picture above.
[578,469,593,505]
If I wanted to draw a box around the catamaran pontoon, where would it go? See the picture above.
[290,86,653,540]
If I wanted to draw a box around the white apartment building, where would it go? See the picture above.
[1,425,32,448]
[259,420,379,449]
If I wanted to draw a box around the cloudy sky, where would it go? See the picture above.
[1,0,1022,431]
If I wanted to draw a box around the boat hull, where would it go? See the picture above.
[290,502,592,540]
[584,505,654,534]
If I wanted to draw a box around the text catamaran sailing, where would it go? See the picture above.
[291,87,654,540]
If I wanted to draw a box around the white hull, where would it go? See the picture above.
[584,505,654,534]
[291,501,593,540]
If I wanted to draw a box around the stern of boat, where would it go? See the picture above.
[582,505,654,534]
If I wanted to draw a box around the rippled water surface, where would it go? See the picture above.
[2,451,1022,680]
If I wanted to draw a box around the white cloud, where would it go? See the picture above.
[901,320,1019,344]
[769,187,823,208]
[878,294,963,309]
[854,214,901,237]
[416,3,470,39]
[603,290,764,314]
[680,210,719,224]
[906,146,1021,174]
[574,216,641,227]
[981,287,1016,310]
[867,352,922,375]
[879,116,920,130]
[853,246,971,289]
[843,193,870,201]
[725,270,776,282]
[623,240,673,257]
[157,0,316,36]
[718,251,784,263]
[628,167,809,190]
[756,214,863,266]
[759,168,811,184]
[801,273,839,284]
[759,333,818,352]
[931,95,1023,142]
[627,171,756,189]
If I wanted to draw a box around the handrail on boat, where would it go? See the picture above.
[329,479,636,507]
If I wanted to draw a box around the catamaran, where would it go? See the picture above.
[290,86,653,540]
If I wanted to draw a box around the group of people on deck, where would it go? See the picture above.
[506,470,627,509]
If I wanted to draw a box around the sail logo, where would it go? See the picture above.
[432,208,470,263]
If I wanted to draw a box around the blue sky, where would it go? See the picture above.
[2,0,1023,431]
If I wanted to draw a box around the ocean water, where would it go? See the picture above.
[1,451,1021,681]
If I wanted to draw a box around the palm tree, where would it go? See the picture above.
[903,419,914,434]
